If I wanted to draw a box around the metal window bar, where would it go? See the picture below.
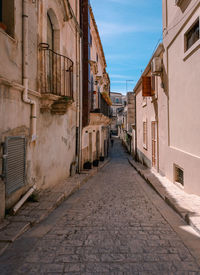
[40,43,73,98]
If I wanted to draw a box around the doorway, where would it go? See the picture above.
[96,131,100,159]
[89,133,92,162]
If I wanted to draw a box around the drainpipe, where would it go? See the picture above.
[22,0,37,141]
[78,30,83,173]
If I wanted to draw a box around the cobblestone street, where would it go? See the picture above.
[0,138,200,274]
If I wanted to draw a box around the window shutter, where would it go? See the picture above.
[142,76,152,97]
[151,76,156,96]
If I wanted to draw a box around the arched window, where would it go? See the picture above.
[47,9,60,52]
[47,13,54,50]
[0,0,14,37]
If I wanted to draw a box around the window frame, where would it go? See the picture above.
[183,16,200,60]
[185,18,199,52]
[0,0,15,38]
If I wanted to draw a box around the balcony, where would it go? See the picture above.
[40,43,73,98]
[91,93,111,117]
[90,93,111,126]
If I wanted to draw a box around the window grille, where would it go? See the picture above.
[174,165,184,186]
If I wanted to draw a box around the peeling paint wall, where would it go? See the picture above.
[0,0,80,213]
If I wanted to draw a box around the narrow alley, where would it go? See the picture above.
[0,138,200,274]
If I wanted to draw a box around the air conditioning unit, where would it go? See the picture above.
[175,0,183,5]
[151,57,162,75]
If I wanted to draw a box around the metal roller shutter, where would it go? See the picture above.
[4,137,26,195]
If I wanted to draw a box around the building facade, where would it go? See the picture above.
[110,92,124,135]
[121,92,135,155]
[0,0,81,220]
[134,44,164,171]
[81,1,111,169]
[134,0,200,196]
[161,0,200,195]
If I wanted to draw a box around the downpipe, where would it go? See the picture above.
[22,0,37,141]
[12,185,36,214]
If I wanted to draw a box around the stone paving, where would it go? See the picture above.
[128,157,200,235]
[0,159,110,255]
[0,138,200,274]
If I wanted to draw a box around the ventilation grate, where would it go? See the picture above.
[174,165,184,186]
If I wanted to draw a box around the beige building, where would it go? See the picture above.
[110,92,124,135]
[134,44,164,171]
[121,92,135,155]
[135,0,200,196]
[81,4,111,169]
[0,0,81,219]
[162,0,200,195]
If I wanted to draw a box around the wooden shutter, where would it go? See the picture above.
[142,76,155,97]
[151,76,156,96]
[142,76,151,97]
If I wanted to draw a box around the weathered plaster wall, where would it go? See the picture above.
[0,0,80,212]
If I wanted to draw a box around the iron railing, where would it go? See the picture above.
[40,43,73,98]
[91,93,110,117]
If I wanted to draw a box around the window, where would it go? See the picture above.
[142,76,154,97]
[0,0,2,22]
[96,53,98,62]
[143,120,147,149]
[174,165,184,186]
[47,13,54,50]
[0,0,14,37]
[185,19,199,51]
[116,98,119,103]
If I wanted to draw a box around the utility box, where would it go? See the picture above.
[151,57,162,75]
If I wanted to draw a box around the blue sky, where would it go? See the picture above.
[90,0,163,94]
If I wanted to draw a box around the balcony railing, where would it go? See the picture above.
[40,43,73,98]
[91,93,110,117]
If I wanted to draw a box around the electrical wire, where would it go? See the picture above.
[150,0,199,58]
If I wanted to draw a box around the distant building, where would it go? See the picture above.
[117,92,135,155]
[110,92,124,135]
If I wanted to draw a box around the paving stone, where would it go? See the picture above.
[0,139,200,274]
[0,221,30,242]
[0,242,9,256]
